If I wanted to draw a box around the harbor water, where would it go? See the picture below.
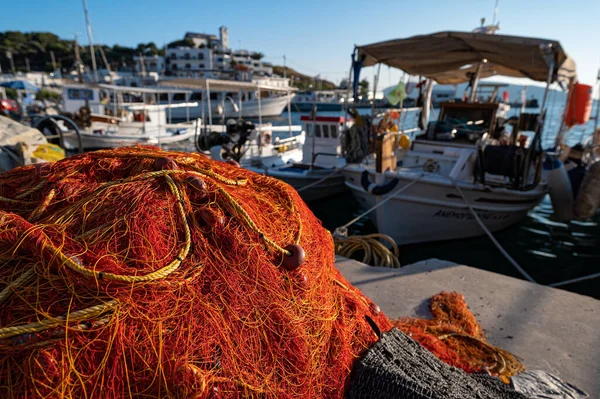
[260,101,600,299]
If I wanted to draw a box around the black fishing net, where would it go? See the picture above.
[347,327,528,399]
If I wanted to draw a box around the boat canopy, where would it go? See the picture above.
[356,31,577,84]
[159,79,298,92]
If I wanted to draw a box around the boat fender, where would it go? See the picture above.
[573,161,600,220]
[542,155,573,222]
[361,170,400,195]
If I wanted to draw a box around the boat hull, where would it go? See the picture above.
[344,168,546,245]
[166,94,293,120]
[64,124,199,151]
[248,165,348,202]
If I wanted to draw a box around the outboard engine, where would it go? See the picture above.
[542,154,573,222]
[196,119,255,163]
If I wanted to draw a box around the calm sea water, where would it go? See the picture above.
[259,102,599,299]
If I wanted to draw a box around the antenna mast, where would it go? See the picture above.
[82,0,99,82]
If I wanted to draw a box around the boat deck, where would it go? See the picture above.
[336,256,599,396]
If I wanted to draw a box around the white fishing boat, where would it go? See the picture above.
[59,83,201,150]
[246,115,349,201]
[162,78,305,166]
[342,31,577,245]
[159,78,295,119]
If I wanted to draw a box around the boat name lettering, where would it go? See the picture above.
[432,210,510,221]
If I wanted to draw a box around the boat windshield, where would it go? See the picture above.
[425,102,500,143]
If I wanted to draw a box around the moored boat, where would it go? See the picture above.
[342,30,577,245]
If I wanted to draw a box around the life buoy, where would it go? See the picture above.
[261,132,272,147]
[361,170,400,195]
[573,161,600,219]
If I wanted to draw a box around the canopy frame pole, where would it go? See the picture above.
[156,93,161,147]
[371,63,381,118]
[343,56,353,133]
[258,89,263,157]
[468,61,485,103]
[168,92,172,124]
[142,99,146,134]
[185,92,190,124]
[592,69,600,146]
[207,81,213,129]
[238,90,242,119]
[201,91,205,133]
[113,88,117,119]
[286,89,292,137]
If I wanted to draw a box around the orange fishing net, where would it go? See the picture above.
[0,147,522,398]
[0,147,391,398]
[395,292,525,382]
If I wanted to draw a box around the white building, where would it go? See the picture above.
[165,27,272,80]
[134,55,165,75]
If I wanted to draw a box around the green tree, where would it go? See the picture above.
[359,79,369,97]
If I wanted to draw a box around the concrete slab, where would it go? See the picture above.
[336,256,600,396]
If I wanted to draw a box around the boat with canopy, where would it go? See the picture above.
[342,30,577,245]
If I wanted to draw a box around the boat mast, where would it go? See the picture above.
[73,34,84,83]
[82,0,99,82]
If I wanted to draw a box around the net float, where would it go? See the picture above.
[282,244,305,270]
[185,175,208,200]
[153,157,178,171]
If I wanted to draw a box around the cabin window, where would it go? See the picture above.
[199,54,204,60]
[173,93,186,101]
[331,126,339,138]
[199,64,205,69]
[314,124,322,138]
[67,88,94,101]
[322,125,330,138]
[185,64,191,69]
[184,53,190,60]
[210,93,218,100]
[81,89,94,100]
[67,89,80,100]
[159,93,169,102]
[190,92,203,101]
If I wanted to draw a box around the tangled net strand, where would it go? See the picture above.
[0,147,391,398]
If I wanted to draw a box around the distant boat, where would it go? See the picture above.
[158,77,295,119]
[246,115,348,202]
[58,83,201,150]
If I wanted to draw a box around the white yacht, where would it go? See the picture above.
[59,83,201,150]
[342,31,577,245]
[159,78,295,119]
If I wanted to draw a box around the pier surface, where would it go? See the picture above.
[336,257,599,396]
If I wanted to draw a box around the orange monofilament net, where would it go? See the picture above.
[395,292,525,382]
[0,147,522,398]
[0,147,391,398]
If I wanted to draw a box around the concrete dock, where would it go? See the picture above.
[336,257,599,396]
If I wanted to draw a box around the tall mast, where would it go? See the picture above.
[74,33,84,83]
[98,45,113,83]
[82,0,99,82]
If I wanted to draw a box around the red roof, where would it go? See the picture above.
[300,115,345,123]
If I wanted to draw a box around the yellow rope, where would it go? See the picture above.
[334,233,400,268]
[0,300,117,340]
[0,267,35,305]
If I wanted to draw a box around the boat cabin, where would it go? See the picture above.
[62,84,106,115]
[300,115,348,168]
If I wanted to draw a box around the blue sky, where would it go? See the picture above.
[3,0,600,89]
